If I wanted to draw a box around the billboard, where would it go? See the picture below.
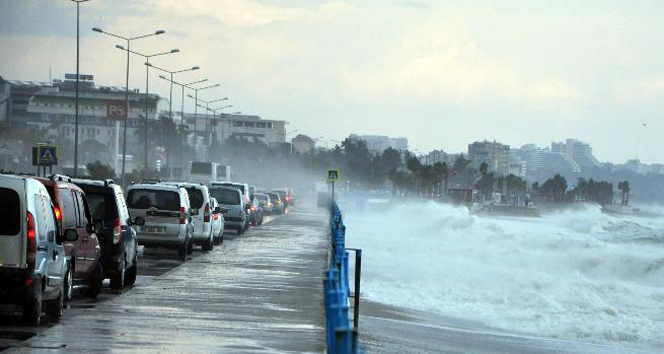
[107,101,127,121]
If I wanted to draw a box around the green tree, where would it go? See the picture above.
[86,161,116,180]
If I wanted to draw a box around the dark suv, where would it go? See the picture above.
[34,175,103,299]
[73,179,139,290]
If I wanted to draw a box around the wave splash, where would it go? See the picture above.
[343,201,664,350]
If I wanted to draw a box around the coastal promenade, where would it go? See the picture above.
[5,204,329,353]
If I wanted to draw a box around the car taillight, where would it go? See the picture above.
[26,211,36,269]
[204,203,210,223]
[113,217,122,244]
[179,207,186,224]
[54,204,62,231]
[251,205,257,212]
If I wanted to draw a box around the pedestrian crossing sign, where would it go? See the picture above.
[327,169,340,181]
[32,145,59,166]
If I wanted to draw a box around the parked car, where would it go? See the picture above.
[267,192,284,214]
[162,182,214,251]
[209,186,246,235]
[72,178,139,290]
[255,193,273,215]
[272,189,291,209]
[209,197,225,245]
[126,183,193,261]
[211,182,251,231]
[0,174,78,325]
[34,175,103,299]
[249,196,264,226]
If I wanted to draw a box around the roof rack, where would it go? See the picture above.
[138,179,161,184]
[48,174,72,183]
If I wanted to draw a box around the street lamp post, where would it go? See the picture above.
[70,0,90,178]
[114,47,178,175]
[158,76,208,166]
[193,96,228,147]
[92,27,165,187]
[185,84,219,160]
[145,63,200,168]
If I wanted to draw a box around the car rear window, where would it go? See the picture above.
[0,188,20,235]
[86,192,118,222]
[191,162,212,174]
[127,189,180,211]
[185,188,204,209]
[210,189,240,205]
[256,195,268,201]
[218,183,245,195]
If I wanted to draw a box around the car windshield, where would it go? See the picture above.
[0,188,20,235]
[210,189,240,205]
[127,189,180,211]
[185,187,204,209]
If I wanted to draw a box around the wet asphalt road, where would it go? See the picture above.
[0,203,329,353]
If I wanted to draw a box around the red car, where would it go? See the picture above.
[34,175,103,299]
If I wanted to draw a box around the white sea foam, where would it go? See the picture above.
[343,200,664,351]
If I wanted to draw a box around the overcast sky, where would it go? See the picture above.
[1,0,663,163]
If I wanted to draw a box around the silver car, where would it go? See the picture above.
[209,197,225,245]
[126,183,193,261]
[211,182,251,231]
[209,186,246,235]
[162,182,214,251]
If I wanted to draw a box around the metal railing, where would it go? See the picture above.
[325,202,362,353]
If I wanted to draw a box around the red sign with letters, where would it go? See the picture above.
[107,101,127,121]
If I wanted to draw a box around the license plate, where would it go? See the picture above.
[145,226,165,234]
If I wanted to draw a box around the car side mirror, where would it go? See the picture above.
[134,217,145,226]
[57,228,79,244]
[214,206,221,213]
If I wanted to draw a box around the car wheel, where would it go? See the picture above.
[124,253,138,286]
[87,261,103,298]
[47,284,64,321]
[63,264,73,302]
[23,280,42,326]
[187,237,193,255]
[237,226,244,235]
[110,258,125,290]
[221,233,224,244]
[213,232,221,246]
[178,242,188,261]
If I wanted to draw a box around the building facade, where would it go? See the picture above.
[291,134,316,154]
[468,140,510,176]
[348,134,408,154]
[0,75,168,173]
[551,139,599,170]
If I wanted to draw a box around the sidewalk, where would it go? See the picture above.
[9,204,330,353]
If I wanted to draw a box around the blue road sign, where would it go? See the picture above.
[36,145,58,166]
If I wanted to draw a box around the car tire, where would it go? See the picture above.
[221,233,224,244]
[124,253,138,286]
[46,285,64,322]
[237,226,244,235]
[110,258,125,290]
[63,264,73,302]
[23,281,42,326]
[187,238,193,255]
[87,261,103,298]
[178,242,188,261]
[213,233,221,246]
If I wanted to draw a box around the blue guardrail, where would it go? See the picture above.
[325,202,361,353]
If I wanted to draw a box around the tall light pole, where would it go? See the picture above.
[70,0,90,178]
[158,76,208,166]
[191,96,228,146]
[114,46,178,175]
[92,27,165,186]
[186,84,220,160]
[145,63,199,168]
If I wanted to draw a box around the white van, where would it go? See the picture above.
[185,162,231,185]
[0,174,78,325]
